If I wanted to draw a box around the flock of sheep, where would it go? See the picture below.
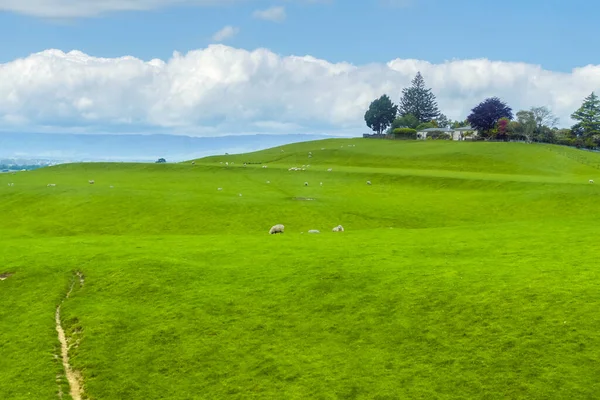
[269,224,344,235]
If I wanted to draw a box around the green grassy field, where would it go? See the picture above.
[1,139,600,399]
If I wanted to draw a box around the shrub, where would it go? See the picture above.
[428,131,452,140]
[392,128,417,139]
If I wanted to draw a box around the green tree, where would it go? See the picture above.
[390,113,419,131]
[364,94,398,134]
[451,119,470,129]
[416,122,436,131]
[515,110,536,143]
[436,114,450,128]
[398,72,440,123]
[571,92,600,138]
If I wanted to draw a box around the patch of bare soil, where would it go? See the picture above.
[0,272,14,281]
[56,272,85,400]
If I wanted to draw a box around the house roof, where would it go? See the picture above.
[419,127,453,132]
[418,126,476,132]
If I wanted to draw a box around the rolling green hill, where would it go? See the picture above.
[1,139,600,399]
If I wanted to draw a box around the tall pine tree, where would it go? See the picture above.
[399,72,440,123]
[571,92,600,138]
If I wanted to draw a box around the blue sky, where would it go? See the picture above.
[0,0,599,137]
[1,0,598,71]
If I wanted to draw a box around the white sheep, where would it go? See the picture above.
[110,185,114,189]
[239,193,243,197]
[192,161,196,165]
[320,182,323,186]
[327,168,332,172]
[8,183,14,186]
[332,225,344,232]
[266,180,270,184]
[225,162,229,166]
[47,184,56,187]
[89,180,95,184]
[269,224,285,234]
[366,181,372,185]
[262,165,268,169]
[308,230,320,234]
[217,188,223,191]
[590,179,594,184]
[304,182,309,186]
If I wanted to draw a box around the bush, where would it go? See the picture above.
[428,131,452,140]
[392,128,417,139]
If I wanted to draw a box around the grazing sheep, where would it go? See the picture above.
[239,193,243,197]
[308,151,312,155]
[327,168,332,172]
[110,185,114,188]
[590,179,594,184]
[8,183,14,186]
[225,162,229,166]
[366,181,372,185]
[191,161,196,165]
[320,182,323,186]
[308,154,312,158]
[321,148,325,150]
[269,224,285,234]
[217,188,223,191]
[304,182,309,186]
[89,180,95,184]
[332,225,344,232]
[308,230,320,234]
[47,184,56,187]
[262,165,268,169]
[266,181,271,184]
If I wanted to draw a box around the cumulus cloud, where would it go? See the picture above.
[1,45,600,137]
[212,25,239,42]
[253,6,286,22]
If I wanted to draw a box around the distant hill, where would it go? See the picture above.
[0,132,341,162]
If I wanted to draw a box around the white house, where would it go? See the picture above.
[417,126,478,141]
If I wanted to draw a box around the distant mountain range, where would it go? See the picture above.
[0,132,347,163]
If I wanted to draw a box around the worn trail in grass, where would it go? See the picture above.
[1,139,600,399]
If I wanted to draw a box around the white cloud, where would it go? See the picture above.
[252,6,286,22]
[211,25,239,42]
[1,45,600,137]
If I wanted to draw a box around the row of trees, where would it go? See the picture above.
[364,72,464,137]
[463,94,600,148]
[364,72,600,149]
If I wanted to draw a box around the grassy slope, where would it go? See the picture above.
[1,139,600,399]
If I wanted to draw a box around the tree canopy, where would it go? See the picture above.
[571,92,600,138]
[390,113,419,131]
[398,72,440,123]
[364,94,398,134]
[467,97,513,136]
